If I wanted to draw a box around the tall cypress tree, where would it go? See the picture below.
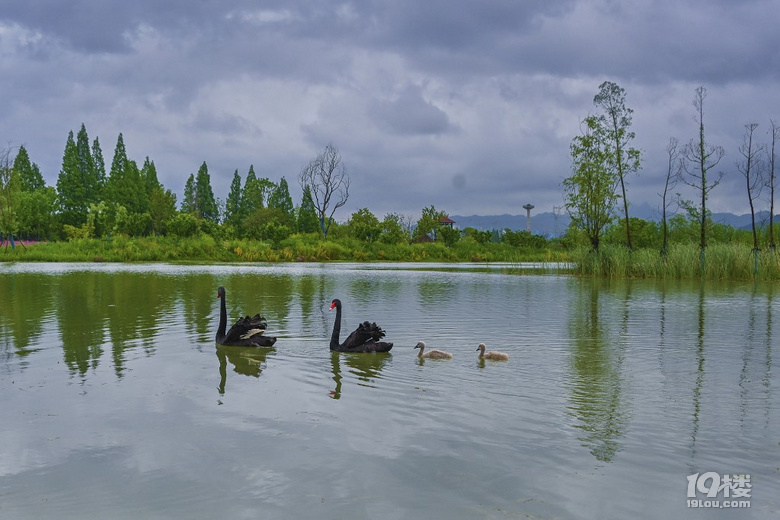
[109,133,128,182]
[240,165,261,217]
[105,134,148,213]
[141,156,161,198]
[13,145,45,192]
[268,176,294,218]
[182,174,196,214]
[297,185,320,233]
[225,169,243,228]
[92,136,106,191]
[57,130,87,227]
[76,124,99,207]
[194,161,218,222]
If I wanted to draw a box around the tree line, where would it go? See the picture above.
[563,82,778,267]
[1,126,526,249]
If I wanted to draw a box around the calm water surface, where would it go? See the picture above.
[0,262,778,519]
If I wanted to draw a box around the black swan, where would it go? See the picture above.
[476,343,509,361]
[329,299,393,352]
[215,286,277,347]
[415,341,452,359]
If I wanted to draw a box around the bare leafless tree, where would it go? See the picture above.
[768,120,778,251]
[681,86,725,263]
[737,122,764,251]
[660,137,682,254]
[297,144,350,237]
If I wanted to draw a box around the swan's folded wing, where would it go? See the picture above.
[225,314,268,342]
[342,321,386,347]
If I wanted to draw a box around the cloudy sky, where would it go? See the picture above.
[2,0,780,221]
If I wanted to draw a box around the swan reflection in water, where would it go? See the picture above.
[329,351,391,399]
[216,344,275,395]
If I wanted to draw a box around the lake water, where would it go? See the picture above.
[0,262,778,519]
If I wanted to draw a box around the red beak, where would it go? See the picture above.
[329,302,336,310]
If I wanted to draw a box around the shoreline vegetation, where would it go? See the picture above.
[0,234,568,264]
[3,235,780,281]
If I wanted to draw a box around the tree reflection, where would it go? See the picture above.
[328,351,390,399]
[567,279,628,463]
[216,345,274,395]
[57,272,108,376]
[0,273,53,361]
[689,284,705,457]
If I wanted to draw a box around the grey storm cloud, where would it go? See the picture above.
[369,85,455,136]
[2,0,780,220]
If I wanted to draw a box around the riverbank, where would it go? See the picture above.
[0,235,568,264]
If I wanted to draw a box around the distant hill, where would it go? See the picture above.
[450,208,780,237]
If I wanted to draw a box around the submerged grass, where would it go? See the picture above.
[573,243,780,280]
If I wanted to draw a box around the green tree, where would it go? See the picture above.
[166,212,200,237]
[268,176,295,218]
[105,134,149,215]
[437,225,461,246]
[0,146,21,244]
[92,136,106,189]
[244,207,294,244]
[463,227,493,245]
[225,169,243,228]
[594,81,641,249]
[194,162,219,222]
[380,212,411,244]
[182,174,196,214]
[141,157,160,195]
[13,145,45,192]
[18,187,57,239]
[297,185,320,233]
[563,115,618,250]
[413,205,446,242]
[57,130,87,227]
[148,186,177,235]
[240,165,274,219]
[14,146,55,239]
[604,218,660,249]
[348,208,382,242]
[502,229,547,248]
[76,124,100,205]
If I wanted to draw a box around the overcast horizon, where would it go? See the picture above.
[3,1,780,222]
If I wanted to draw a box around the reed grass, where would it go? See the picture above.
[573,243,780,280]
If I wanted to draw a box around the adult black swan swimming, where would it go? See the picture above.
[329,299,393,352]
[215,286,277,347]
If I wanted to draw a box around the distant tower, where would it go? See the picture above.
[523,204,534,233]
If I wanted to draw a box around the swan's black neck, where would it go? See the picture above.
[217,292,228,340]
[330,301,342,349]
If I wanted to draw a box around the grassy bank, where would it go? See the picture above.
[0,234,571,264]
[573,243,780,280]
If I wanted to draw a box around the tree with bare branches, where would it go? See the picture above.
[768,120,778,251]
[297,144,350,237]
[660,137,682,255]
[681,86,725,269]
[737,122,764,252]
